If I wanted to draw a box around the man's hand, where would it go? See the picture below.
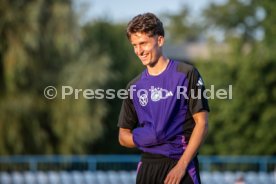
[164,111,208,184]
[164,162,187,184]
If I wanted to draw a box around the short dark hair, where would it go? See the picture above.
[126,13,164,39]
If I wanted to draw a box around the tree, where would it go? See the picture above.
[0,0,109,154]
[193,0,276,155]
[196,49,276,155]
[81,20,143,154]
[161,7,204,43]
[203,0,276,52]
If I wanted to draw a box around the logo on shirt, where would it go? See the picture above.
[197,77,204,86]
[139,94,148,106]
[137,86,173,106]
[150,87,173,102]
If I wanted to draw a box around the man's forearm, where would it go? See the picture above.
[119,128,136,148]
[164,111,208,184]
[177,111,208,168]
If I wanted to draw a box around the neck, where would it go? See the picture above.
[147,56,169,76]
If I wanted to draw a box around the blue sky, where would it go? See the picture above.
[75,0,226,23]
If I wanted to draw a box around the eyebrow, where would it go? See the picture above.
[132,41,147,46]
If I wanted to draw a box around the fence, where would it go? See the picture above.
[0,155,275,172]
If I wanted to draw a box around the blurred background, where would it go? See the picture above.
[0,0,276,183]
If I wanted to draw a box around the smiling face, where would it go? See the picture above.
[130,32,164,67]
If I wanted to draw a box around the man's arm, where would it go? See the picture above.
[164,111,208,184]
[119,128,136,148]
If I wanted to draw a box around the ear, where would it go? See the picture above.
[157,36,165,47]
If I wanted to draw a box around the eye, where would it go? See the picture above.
[140,42,146,46]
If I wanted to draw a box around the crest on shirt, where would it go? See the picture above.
[151,88,162,101]
[150,87,173,102]
[139,93,148,106]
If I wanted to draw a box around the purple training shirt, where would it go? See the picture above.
[118,60,209,160]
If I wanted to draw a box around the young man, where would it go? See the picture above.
[118,13,209,184]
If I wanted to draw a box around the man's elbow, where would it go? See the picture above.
[118,135,125,147]
[119,139,135,148]
[118,131,135,148]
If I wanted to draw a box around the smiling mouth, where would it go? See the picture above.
[140,54,148,60]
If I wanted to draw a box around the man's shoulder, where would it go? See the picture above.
[175,61,195,75]
[126,73,143,89]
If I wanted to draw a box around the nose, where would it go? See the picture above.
[135,45,143,56]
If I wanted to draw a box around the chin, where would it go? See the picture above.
[141,60,150,66]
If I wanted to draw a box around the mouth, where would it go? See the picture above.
[140,54,149,60]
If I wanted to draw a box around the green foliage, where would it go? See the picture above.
[81,20,143,154]
[204,0,261,41]
[161,7,203,43]
[1,0,275,156]
[197,50,276,155]
[0,0,109,154]
[197,0,276,155]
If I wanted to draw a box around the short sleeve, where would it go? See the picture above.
[117,84,138,130]
[187,68,210,114]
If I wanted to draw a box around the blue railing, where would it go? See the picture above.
[0,155,275,172]
[199,156,276,172]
